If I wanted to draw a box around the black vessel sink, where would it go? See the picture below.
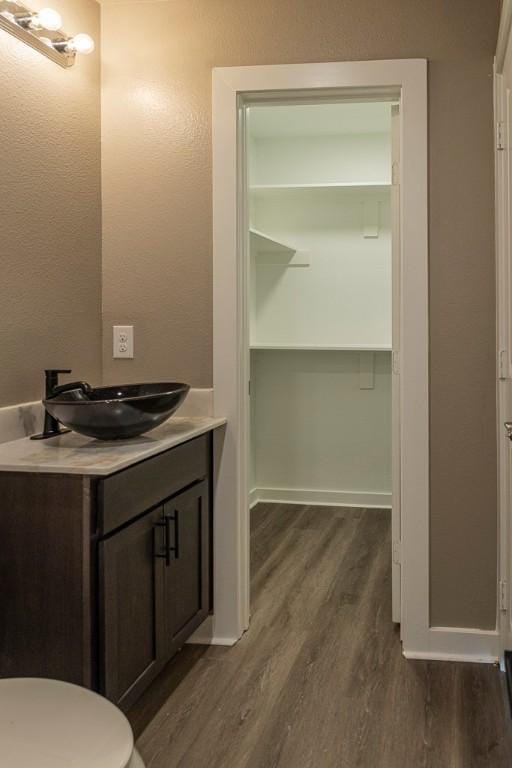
[44,382,190,440]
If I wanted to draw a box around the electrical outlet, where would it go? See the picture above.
[113,325,134,359]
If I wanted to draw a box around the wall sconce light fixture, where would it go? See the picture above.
[0,0,95,67]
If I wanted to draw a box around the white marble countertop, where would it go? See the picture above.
[0,416,226,476]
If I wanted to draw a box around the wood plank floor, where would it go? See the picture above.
[128,504,512,768]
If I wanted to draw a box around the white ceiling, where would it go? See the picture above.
[248,102,393,138]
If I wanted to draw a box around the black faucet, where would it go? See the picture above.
[31,369,92,441]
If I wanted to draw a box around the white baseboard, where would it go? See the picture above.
[249,488,260,508]
[250,487,391,509]
[188,620,499,660]
[403,626,500,664]
[186,616,240,646]
[187,634,240,646]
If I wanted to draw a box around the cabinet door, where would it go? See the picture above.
[99,505,166,710]
[163,481,209,653]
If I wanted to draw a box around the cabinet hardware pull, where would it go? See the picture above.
[174,510,180,559]
[166,510,180,560]
[154,519,171,566]
[155,512,180,565]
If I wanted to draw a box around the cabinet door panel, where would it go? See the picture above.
[99,506,165,710]
[163,481,209,652]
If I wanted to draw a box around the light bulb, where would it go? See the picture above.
[35,7,62,31]
[67,32,95,55]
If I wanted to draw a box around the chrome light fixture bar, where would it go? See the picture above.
[0,0,95,68]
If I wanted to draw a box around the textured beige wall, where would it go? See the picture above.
[101,0,500,629]
[0,0,102,406]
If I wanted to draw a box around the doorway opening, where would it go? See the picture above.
[246,99,401,623]
[211,60,432,659]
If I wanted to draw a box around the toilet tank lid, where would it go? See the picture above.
[0,678,134,768]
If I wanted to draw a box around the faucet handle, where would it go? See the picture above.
[43,369,72,398]
[44,368,72,375]
[31,369,73,440]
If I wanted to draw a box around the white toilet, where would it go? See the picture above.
[0,678,145,768]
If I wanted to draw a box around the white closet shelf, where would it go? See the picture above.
[249,228,297,254]
[250,229,310,267]
[250,182,391,194]
[250,344,392,352]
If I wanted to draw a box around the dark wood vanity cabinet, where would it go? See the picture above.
[99,480,209,710]
[99,504,166,709]
[162,482,209,646]
[0,432,213,712]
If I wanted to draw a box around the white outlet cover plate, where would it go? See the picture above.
[113,325,134,359]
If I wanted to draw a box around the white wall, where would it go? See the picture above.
[251,190,391,348]
[250,133,391,186]
[251,349,391,505]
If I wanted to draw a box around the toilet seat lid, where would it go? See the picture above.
[0,678,134,768]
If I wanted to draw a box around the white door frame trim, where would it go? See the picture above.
[497,0,512,74]
[211,59,446,658]
[494,65,508,664]
[496,4,512,663]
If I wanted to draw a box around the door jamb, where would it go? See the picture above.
[495,55,512,664]
[212,59,432,657]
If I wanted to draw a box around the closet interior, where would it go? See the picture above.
[248,101,394,509]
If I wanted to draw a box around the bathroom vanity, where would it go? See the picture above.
[0,416,225,711]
